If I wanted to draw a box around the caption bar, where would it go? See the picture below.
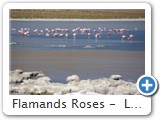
[4,95,151,115]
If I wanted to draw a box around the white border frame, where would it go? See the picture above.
[3,3,151,115]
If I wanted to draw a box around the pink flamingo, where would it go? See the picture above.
[59,33,64,37]
[73,33,76,39]
[95,33,100,39]
[128,34,134,40]
[23,31,30,36]
[11,28,16,33]
[122,35,127,40]
[65,33,68,39]
[72,29,77,33]
[53,33,59,37]
[45,33,51,37]
[18,28,30,37]
[107,31,111,39]
[88,33,91,39]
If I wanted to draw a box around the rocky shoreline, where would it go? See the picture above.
[10,69,139,95]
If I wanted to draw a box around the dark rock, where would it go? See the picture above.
[109,75,123,80]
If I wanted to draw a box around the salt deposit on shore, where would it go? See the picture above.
[10,69,139,95]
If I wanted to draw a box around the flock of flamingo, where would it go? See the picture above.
[11,27,135,40]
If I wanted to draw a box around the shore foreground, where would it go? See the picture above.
[10,69,139,95]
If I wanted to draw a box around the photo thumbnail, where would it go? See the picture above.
[10,9,145,95]
[3,3,152,115]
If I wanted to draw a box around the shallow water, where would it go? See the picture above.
[10,20,145,83]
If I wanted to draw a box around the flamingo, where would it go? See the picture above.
[128,34,134,40]
[88,33,91,39]
[18,28,30,37]
[107,31,111,39]
[40,30,44,34]
[95,33,100,39]
[38,33,42,36]
[14,26,134,41]
[72,29,77,33]
[45,33,51,37]
[73,33,76,39]
[24,31,30,36]
[53,33,59,37]
[122,35,127,40]
[93,30,97,33]
[33,29,38,34]
[65,33,68,39]
[59,33,64,37]
[11,28,16,33]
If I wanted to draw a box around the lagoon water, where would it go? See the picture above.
[10,20,145,83]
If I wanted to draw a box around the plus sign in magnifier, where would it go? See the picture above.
[137,75,158,96]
